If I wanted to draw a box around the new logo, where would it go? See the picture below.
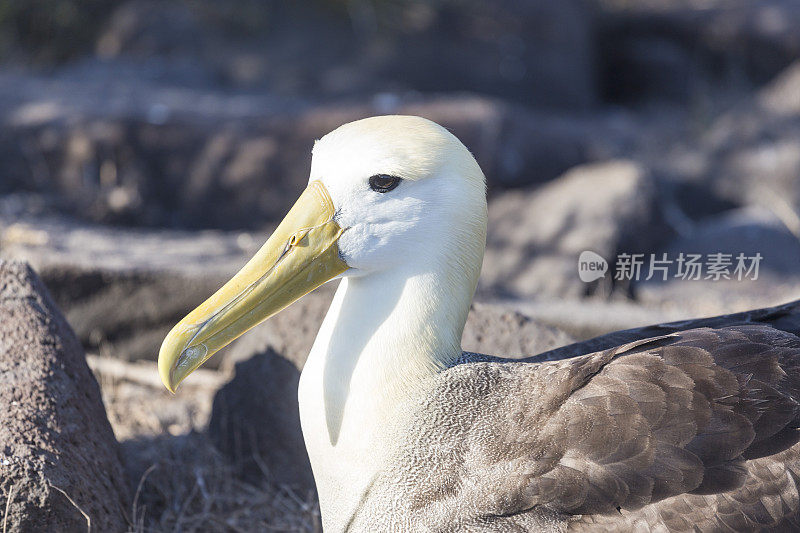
[578,251,608,282]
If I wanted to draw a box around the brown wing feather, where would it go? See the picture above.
[453,323,800,530]
[525,325,800,530]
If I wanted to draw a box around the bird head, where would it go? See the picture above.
[158,115,487,392]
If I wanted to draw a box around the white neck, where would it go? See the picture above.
[298,256,477,529]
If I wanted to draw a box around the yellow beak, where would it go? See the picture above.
[158,181,348,392]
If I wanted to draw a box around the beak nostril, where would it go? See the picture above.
[288,228,312,248]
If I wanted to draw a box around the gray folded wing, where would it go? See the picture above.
[423,321,800,531]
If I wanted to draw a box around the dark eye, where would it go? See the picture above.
[368,174,402,193]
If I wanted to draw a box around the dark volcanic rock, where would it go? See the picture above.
[96,0,206,59]
[3,0,595,107]
[463,302,576,359]
[371,0,595,109]
[598,0,800,103]
[205,283,336,494]
[0,261,129,532]
[702,61,800,214]
[481,160,673,299]
[634,207,800,315]
[644,60,800,230]
[185,0,595,108]
[208,346,314,493]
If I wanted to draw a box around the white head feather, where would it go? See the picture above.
[312,115,487,312]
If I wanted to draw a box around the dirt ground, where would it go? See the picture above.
[88,356,321,532]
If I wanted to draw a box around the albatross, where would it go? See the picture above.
[158,115,800,532]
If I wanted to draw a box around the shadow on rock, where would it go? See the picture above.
[208,348,315,493]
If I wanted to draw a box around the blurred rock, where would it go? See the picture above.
[0,0,118,65]
[369,0,595,109]
[0,70,636,229]
[759,60,800,115]
[507,297,688,342]
[635,206,800,316]
[481,160,673,299]
[0,212,259,363]
[4,0,596,108]
[0,261,129,532]
[194,0,595,107]
[597,0,800,103]
[96,0,206,59]
[697,61,800,221]
[649,60,800,233]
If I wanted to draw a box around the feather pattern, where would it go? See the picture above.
[342,301,800,532]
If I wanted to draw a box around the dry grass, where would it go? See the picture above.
[89,356,320,532]
[3,483,16,533]
[49,484,91,533]
[125,432,320,532]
